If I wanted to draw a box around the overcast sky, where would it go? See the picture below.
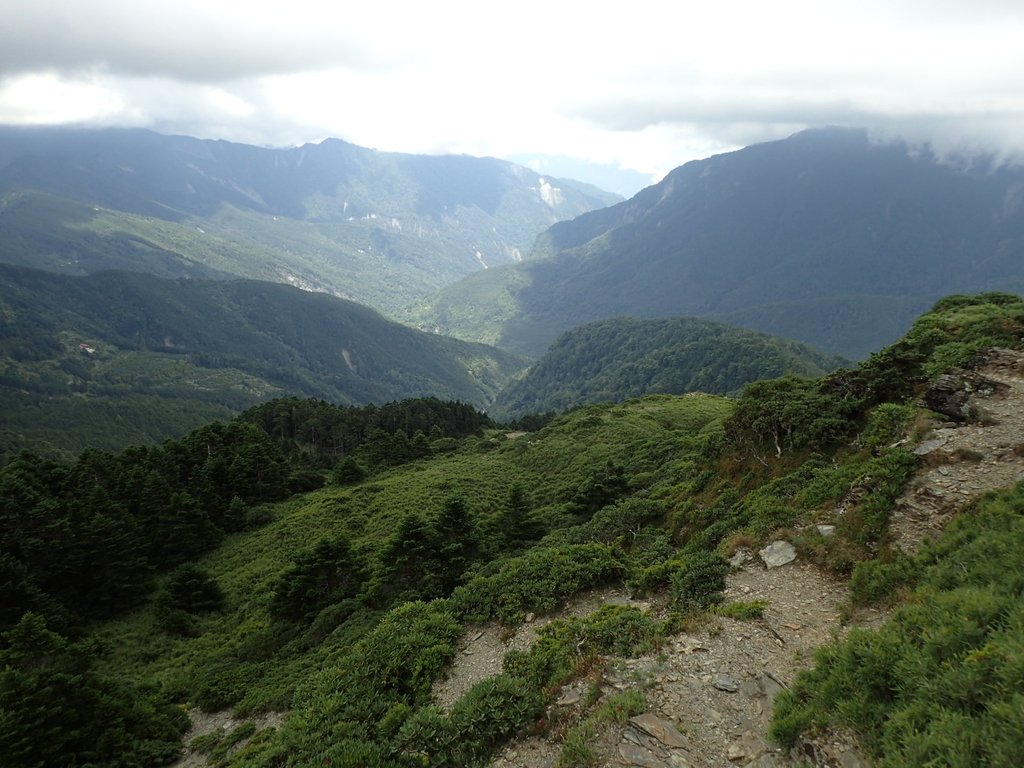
[2,0,1023,193]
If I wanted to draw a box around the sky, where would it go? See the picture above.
[1,0,1023,195]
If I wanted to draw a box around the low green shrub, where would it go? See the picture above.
[669,551,729,611]
[849,555,920,606]
[208,721,257,763]
[572,605,663,657]
[861,404,915,449]
[628,556,687,596]
[452,543,627,623]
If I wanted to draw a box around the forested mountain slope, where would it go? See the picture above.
[0,264,525,461]
[414,128,1024,358]
[4,292,1024,767]
[0,126,619,315]
[490,315,847,419]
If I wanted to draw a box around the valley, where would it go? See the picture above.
[0,127,619,316]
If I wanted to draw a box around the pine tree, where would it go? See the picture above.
[0,613,188,768]
[498,484,543,548]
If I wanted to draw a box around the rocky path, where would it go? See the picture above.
[890,347,1024,554]
[481,562,864,768]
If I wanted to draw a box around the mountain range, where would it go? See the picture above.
[412,127,1024,359]
[0,126,619,316]
[5,292,1023,768]
[7,125,1024,456]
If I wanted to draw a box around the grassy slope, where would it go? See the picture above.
[93,394,732,707]
[65,293,1024,766]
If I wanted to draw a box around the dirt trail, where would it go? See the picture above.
[481,349,1024,767]
[482,564,860,768]
[169,710,284,768]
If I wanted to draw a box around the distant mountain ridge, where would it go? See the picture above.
[0,264,526,460]
[414,127,1024,359]
[0,126,619,315]
[490,315,847,419]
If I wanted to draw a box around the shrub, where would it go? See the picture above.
[628,556,687,596]
[861,404,915,449]
[715,600,768,620]
[850,555,920,606]
[447,676,548,764]
[669,551,729,611]
[574,605,662,656]
[452,543,627,623]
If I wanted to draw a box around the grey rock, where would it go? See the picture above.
[924,374,971,421]
[729,548,751,568]
[738,680,761,696]
[815,524,836,537]
[629,713,689,749]
[759,540,796,568]
[618,743,663,768]
[713,675,739,693]
[727,743,747,762]
[758,673,785,704]
[557,688,581,706]
[924,370,1007,422]
[913,438,948,456]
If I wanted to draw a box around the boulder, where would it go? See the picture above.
[759,540,796,568]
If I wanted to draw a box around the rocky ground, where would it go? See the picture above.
[168,710,284,768]
[891,347,1024,555]
[480,560,865,768]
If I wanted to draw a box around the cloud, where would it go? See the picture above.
[0,1,388,82]
[1,0,1023,180]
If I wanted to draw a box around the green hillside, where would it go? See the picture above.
[490,315,847,419]
[0,127,619,316]
[413,128,1024,358]
[3,292,1024,767]
[0,264,526,462]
